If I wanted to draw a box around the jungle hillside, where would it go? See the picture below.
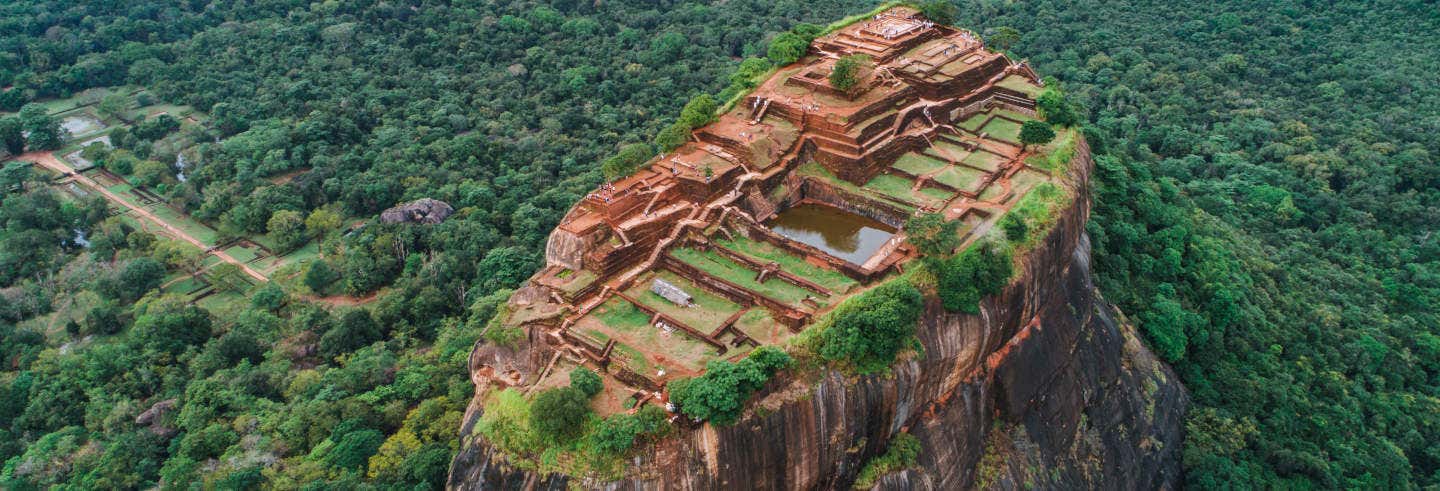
[0,0,1436,489]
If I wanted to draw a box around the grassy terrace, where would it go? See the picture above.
[962,150,1005,171]
[733,309,791,346]
[919,186,953,201]
[932,165,986,192]
[797,161,919,213]
[669,247,823,307]
[958,112,989,131]
[894,152,947,175]
[981,117,1023,142]
[626,270,742,333]
[584,294,722,375]
[863,173,945,208]
[1025,127,1080,173]
[996,74,1043,97]
[715,235,858,293]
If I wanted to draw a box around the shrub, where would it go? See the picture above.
[570,367,603,398]
[936,243,1013,314]
[829,54,869,92]
[906,212,959,257]
[529,387,591,444]
[601,142,655,180]
[669,348,791,425]
[1036,89,1080,127]
[853,432,922,489]
[998,214,1029,243]
[766,32,809,66]
[1019,120,1056,149]
[678,94,718,128]
[817,280,924,374]
[653,121,690,152]
[585,405,668,456]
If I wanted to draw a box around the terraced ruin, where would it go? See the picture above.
[477,6,1076,415]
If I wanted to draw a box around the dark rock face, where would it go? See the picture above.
[447,143,1187,490]
[380,198,454,224]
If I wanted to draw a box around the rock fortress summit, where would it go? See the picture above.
[449,6,1187,489]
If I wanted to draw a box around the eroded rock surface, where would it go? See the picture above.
[447,144,1187,489]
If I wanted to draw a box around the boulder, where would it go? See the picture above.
[380,198,454,224]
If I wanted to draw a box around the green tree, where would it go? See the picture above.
[918,1,957,25]
[320,309,382,359]
[1,161,32,191]
[529,387,591,444]
[936,243,1012,313]
[817,280,924,374]
[766,32,809,66]
[829,55,868,92]
[131,159,171,187]
[97,93,130,122]
[678,94,718,128]
[103,257,166,304]
[304,260,338,293]
[998,214,1028,242]
[1018,120,1055,149]
[1036,89,1080,127]
[569,367,603,398]
[905,212,959,257]
[207,263,246,293]
[250,283,287,311]
[988,26,1021,51]
[0,117,23,155]
[267,209,306,251]
[669,347,791,425]
[601,143,654,181]
[305,207,343,238]
[18,104,63,150]
[653,121,690,152]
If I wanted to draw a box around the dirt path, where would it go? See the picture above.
[23,151,268,282]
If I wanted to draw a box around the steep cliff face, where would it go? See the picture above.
[448,143,1187,490]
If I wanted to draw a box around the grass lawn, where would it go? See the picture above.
[958,112,989,131]
[733,309,791,346]
[222,244,261,263]
[981,118,1023,142]
[714,236,857,294]
[962,151,1005,172]
[1011,169,1050,197]
[1025,127,1079,174]
[919,186,954,201]
[995,109,1036,123]
[929,140,972,163]
[148,205,219,244]
[670,247,818,306]
[862,174,922,205]
[553,268,599,297]
[627,270,742,332]
[996,74,1043,97]
[196,291,250,318]
[933,166,986,192]
[893,152,947,175]
[584,292,721,374]
[799,161,919,213]
[593,297,652,332]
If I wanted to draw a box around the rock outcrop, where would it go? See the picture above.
[380,198,454,224]
[446,142,1188,489]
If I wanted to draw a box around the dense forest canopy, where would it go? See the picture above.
[0,0,1435,489]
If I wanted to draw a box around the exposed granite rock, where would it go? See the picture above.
[447,142,1187,490]
[380,198,454,224]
